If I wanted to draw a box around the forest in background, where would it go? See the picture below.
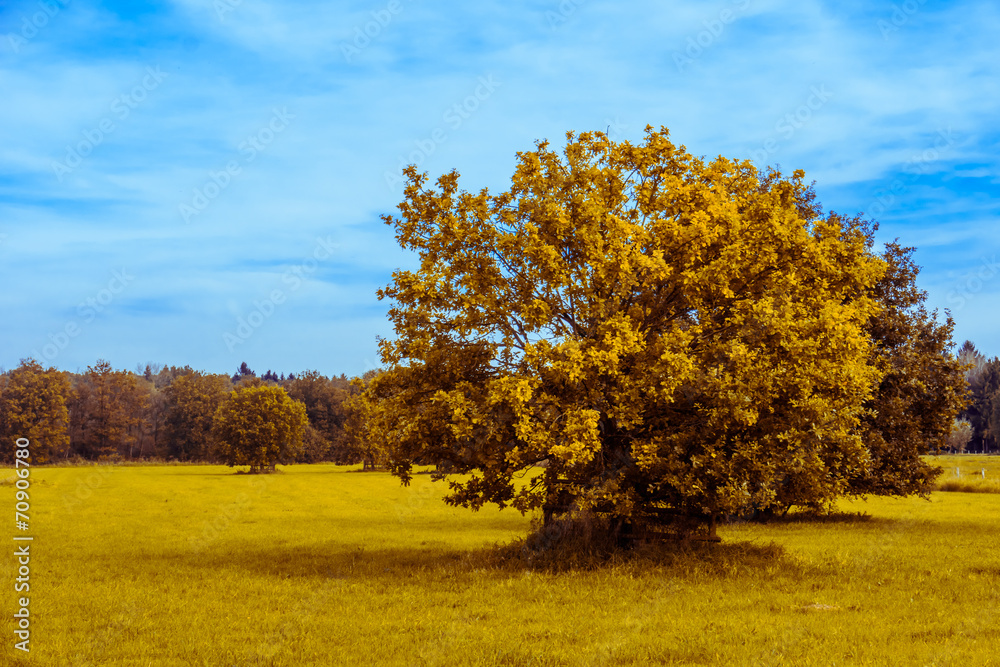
[0,359,378,465]
[1,340,998,466]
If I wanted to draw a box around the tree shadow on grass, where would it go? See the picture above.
[474,533,799,576]
[156,533,801,582]
[160,540,479,580]
[169,473,252,478]
[177,469,285,477]
[182,466,359,477]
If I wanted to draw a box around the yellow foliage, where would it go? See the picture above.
[365,126,894,526]
[0,358,72,463]
[211,385,308,474]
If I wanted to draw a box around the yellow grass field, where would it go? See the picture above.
[2,456,999,666]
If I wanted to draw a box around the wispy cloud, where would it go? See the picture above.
[1,0,998,375]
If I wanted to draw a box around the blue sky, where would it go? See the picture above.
[1,0,998,377]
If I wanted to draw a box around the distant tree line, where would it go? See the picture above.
[953,340,1000,453]
[1,338,997,466]
[0,359,377,466]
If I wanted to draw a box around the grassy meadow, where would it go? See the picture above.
[2,456,999,666]
[932,454,1000,493]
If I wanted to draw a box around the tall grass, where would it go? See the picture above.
[936,477,1000,493]
[928,453,1000,493]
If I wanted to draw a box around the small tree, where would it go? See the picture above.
[0,358,73,463]
[70,360,148,460]
[945,419,973,453]
[211,385,307,473]
[342,369,389,470]
[299,424,332,463]
[231,361,256,385]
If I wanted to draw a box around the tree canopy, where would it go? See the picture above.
[357,126,965,539]
[69,360,147,460]
[848,242,967,497]
[211,384,308,473]
[285,370,352,463]
[0,358,72,463]
[959,341,1000,452]
[0,359,374,465]
[163,371,232,461]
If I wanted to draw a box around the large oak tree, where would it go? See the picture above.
[358,127,912,538]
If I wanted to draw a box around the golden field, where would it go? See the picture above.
[2,455,998,666]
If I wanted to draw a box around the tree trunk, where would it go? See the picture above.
[613,517,634,549]
[705,513,720,542]
[542,504,555,528]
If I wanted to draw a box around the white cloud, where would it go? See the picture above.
[2,0,999,372]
